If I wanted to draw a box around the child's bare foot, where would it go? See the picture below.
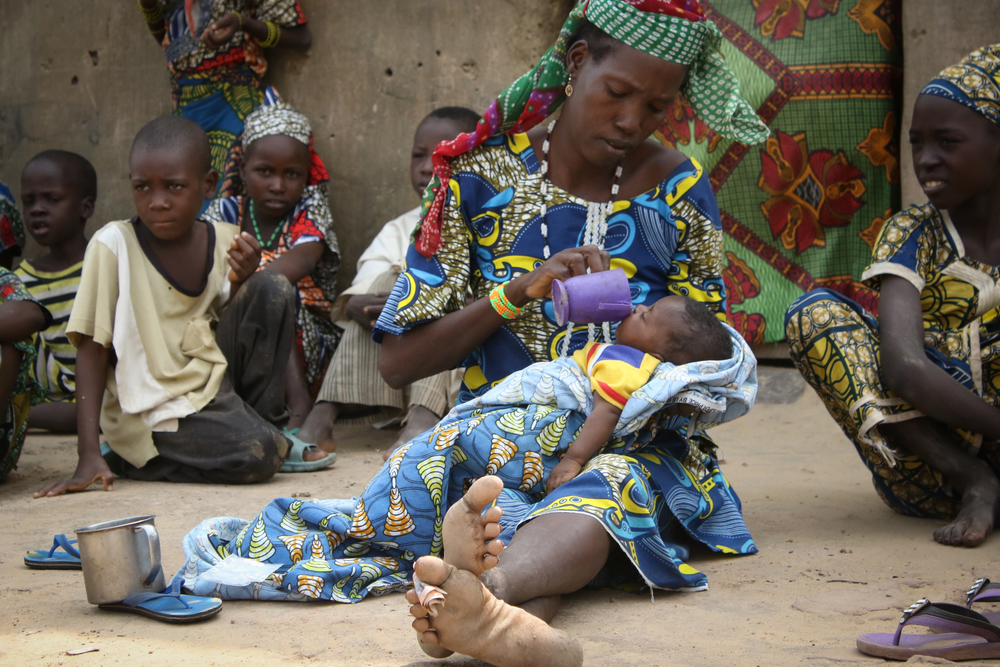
[934,471,1000,547]
[442,475,505,576]
[297,401,337,453]
[406,556,583,667]
[382,404,441,461]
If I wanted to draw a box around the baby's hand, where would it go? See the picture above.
[546,458,583,494]
[228,232,262,284]
[201,12,240,49]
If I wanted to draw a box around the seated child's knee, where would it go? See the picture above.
[240,429,287,482]
[244,270,295,302]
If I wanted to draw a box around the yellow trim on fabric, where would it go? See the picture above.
[508,132,532,156]
[609,258,638,278]
[665,158,704,206]
[463,365,488,392]
[397,272,418,311]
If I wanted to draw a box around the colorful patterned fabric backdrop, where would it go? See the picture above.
[656,0,902,344]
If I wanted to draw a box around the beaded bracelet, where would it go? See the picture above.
[232,11,243,32]
[137,0,163,26]
[489,282,523,320]
[258,20,281,48]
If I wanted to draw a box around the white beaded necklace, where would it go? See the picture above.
[539,118,623,356]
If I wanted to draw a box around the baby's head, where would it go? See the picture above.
[239,94,314,220]
[411,107,480,196]
[911,45,1000,212]
[20,150,96,248]
[615,295,732,365]
[129,116,217,241]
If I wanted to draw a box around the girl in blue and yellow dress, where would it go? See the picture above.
[786,46,1000,548]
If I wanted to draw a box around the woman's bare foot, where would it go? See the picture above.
[382,405,441,461]
[296,401,338,453]
[441,475,505,575]
[934,470,1000,547]
[406,556,583,667]
[409,474,503,660]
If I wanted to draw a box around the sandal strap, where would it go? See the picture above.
[967,577,1000,607]
[120,580,193,610]
[894,599,1000,645]
[52,534,80,559]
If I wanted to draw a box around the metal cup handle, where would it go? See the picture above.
[134,524,162,587]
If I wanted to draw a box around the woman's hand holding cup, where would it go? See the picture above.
[505,245,610,307]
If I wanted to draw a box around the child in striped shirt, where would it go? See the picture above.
[15,150,96,433]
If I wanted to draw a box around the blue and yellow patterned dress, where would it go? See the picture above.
[151,0,307,188]
[376,133,727,400]
[176,134,757,602]
[786,203,1000,520]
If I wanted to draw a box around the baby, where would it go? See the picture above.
[547,294,732,492]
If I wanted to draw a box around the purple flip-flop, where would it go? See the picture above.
[857,598,1000,661]
[966,577,1000,625]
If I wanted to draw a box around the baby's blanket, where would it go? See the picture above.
[449,322,758,442]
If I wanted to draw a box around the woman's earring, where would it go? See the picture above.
[565,76,573,97]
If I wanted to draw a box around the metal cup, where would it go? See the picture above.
[74,515,164,605]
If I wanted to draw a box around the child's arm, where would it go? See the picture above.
[0,300,48,418]
[546,394,622,493]
[202,13,312,52]
[262,240,324,286]
[880,276,1000,437]
[226,232,263,297]
[34,336,114,498]
[0,300,48,342]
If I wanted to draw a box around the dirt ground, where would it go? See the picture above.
[2,364,998,667]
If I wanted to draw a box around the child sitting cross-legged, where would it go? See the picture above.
[15,150,97,433]
[545,295,733,492]
[203,88,341,467]
[35,116,325,498]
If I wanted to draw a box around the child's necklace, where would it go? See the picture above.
[540,118,623,355]
[248,200,285,250]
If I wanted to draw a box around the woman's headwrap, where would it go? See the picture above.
[0,181,25,256]
[920,45,1000,127]
[413,0,767,257]
[226,86,334,234]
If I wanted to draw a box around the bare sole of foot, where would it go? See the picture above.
[410,475,504,660]
[296,402,338,454]
[441,475,505,576]
[382,405,441,461]
[406,557,583,667]
[934,475,1000,547]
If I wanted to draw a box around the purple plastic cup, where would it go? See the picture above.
[551,268,633,326]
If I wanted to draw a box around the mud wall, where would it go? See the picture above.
[0,0,571,288]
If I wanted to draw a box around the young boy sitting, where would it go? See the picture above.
[35,116,309,498]
[15,150,96,433]
[294,107,480,456]
[546,295,733,492]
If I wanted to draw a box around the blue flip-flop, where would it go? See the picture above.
[279,427,336,473]
[24,534,82,570]
[99,579,222,623]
